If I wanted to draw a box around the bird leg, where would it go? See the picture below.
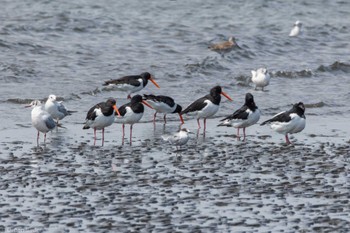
[94,128,97,146]
[127,94,131,99]
[285,134,291,145]
[197,119,201,128]
[44,133,47,144]
[243,128,246,141]
[153,112,157,125]
[203,118,207,132]
[237,128,240,140]
[164,114,167,124]
[130,124,133,145]
[102,128,105,146]
[37,131,40,146]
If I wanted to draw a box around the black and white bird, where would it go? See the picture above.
[218,93,260,141]
[162,128,190,150]
[251,68,270,91]
[25,100,56,146]
[103,72,160,99]
[143,94,184,124]
[181,86,233,131]
[289,20,302,37]
[115,94,153,145]
[83,98,120,146]
[45,94,75,124]
[261,102,306,144]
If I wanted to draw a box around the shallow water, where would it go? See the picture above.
[1,0,350,232]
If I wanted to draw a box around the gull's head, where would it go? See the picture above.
[25,100,42,108]
[294,21,302,27]
[48,94,57,102]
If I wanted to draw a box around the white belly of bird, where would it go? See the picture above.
[87,109,115,130]
[115,107,143,124]
[252,73,270,87]
[31,108,54,133]
[232,109,261,128]
[270,113,305,135]
[111,78,143,94]
[197,100,219,119]
[147,101,176,113]
[163,131,189,146]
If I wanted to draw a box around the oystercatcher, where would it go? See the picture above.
[25,100,56,146]
[103,72,160,99]
[218,93,260,141]
[181,86,233,131]
[83,98,120,146]
[251,68,270,91]
[115,95,153,145]
[260,102,306,144]
[45,94,75,124]
[143,94,184,124]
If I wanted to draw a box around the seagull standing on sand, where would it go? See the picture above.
[162,128,190,150]
[103,72,160,99]
[218,93,260,141]
[251,68,270,91]
[181,86,233,131]
[260,102,306,145]
[45,94,74,124]
[26,100,56,146]
[289,21,302,37]
[83,98,120,146]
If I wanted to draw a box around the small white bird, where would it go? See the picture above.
[26,100,56,146]
[251,68,270,91]
[218,93,260,141]
[289,20,302,37]
[261,102,306,145]
[45,94,74,124]
[162,128,190,150]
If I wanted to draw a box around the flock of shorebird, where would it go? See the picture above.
[26,21,305,148]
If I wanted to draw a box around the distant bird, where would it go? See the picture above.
[181,86,233,131]
[103,72,160,99]
[115,95,153,145]
[25,100,56,146]
[289,20,302,37]
[162,128,190,150]
[45,94,75,124]
[143,94,184,124]
[218,93,260,141]
[251,68,270,91]
[261,102,306,144]
[208,36,241,54]
[83,98,120,146]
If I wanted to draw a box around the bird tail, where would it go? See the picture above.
[161,135,170,141]
[260,120,270,126]
[217,119,231,127]
[57,123,67,129]
[67,110,77,115]
[83,123,90,129]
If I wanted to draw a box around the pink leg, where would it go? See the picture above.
[122,124,125,145]
[237,128,240,138]
[164,114,167,124]
[197,119,201,128]
[130,124,133,145]
[102,128,105,146]
[285,134,291,144]
[203,118,207,132]
[93,128,97,146]
[127,94,131,99]
[243,128,246,141]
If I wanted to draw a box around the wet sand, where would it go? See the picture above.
[0,114,349,232]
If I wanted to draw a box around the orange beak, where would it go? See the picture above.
[142,100,154,109]
[178,113,185,125]
[113,105,121,116]
[221,91,233,101]
[150,76,160,88]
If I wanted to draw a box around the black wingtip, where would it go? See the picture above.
[83,125,90,129]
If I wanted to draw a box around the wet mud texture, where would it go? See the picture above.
[0,138,349,232]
